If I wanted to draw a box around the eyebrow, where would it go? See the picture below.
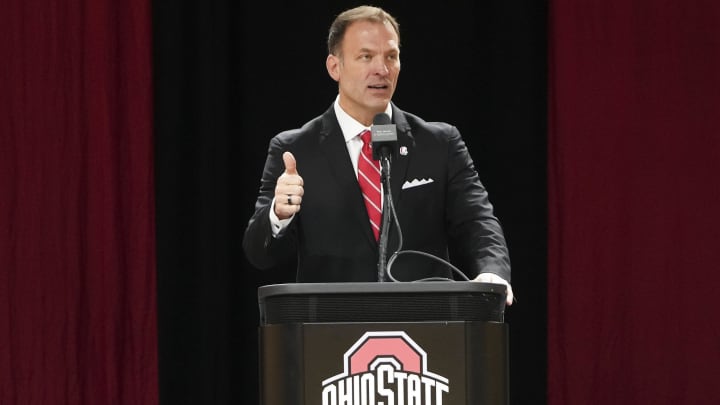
[357,47,399,55]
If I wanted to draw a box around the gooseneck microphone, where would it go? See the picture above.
[371,113,397,282]
[371,113,471,284]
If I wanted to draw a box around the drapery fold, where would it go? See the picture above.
[549,1,720,404]
[0,1,158,404]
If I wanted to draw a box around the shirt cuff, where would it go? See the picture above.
[269,197,294,237]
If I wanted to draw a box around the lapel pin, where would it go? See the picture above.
[399,146,408,156]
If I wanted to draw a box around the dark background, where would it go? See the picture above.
[154,1,547,404]
[5,0,719,403]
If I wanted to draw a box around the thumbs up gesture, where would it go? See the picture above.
[274,151,304,220]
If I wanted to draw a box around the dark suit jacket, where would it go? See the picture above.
[243,103,511,283]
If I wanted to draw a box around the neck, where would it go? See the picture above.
[337,99,388,127]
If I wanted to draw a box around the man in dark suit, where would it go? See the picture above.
[243,5,514,305]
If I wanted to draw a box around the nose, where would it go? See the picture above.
[372,57,389,75]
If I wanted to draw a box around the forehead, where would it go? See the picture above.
[342,20,399,52]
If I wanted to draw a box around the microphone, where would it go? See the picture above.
[371,113,397,161]
[371,112,397,282]
[369,114,475,284]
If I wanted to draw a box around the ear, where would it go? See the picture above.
[326,54,340,82]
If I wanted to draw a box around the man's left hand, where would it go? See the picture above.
[473,273,514,306]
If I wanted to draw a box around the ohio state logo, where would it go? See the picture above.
[321,331,450,405]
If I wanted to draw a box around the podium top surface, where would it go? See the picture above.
[258,281,507,325]
[258,281,506,300]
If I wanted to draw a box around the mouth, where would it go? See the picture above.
[368,84,389,90]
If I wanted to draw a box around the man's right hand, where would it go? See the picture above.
[274,151,304,220]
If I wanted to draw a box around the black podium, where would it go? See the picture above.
[258,281,509,405]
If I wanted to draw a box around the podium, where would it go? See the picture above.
[258,281,509,405]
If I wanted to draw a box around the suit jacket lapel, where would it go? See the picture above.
[389,104,413,209]
[317,108,379,249]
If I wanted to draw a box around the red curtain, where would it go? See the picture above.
[549,1,720,404]
[0,1,157,404]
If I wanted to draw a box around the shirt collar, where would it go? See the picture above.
[333,96,393,143]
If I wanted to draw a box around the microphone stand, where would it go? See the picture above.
[377,154,393,282]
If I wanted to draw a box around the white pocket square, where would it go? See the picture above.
[402,178,434,190]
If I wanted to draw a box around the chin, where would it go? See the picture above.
[368,97,391,109]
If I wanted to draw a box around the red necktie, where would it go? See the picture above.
[357,130,382,241]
